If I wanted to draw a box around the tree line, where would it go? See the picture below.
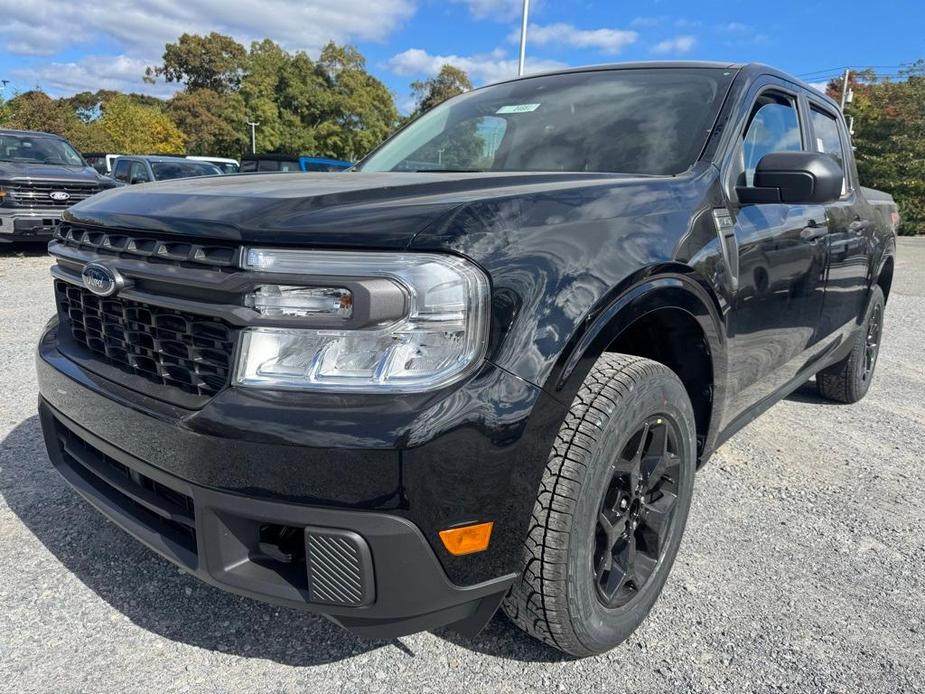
[0,33,470,162]
[0,35,921,234]
[827,61,925,235]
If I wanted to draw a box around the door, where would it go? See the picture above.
[806,102,873,338]
[723,87,829,420]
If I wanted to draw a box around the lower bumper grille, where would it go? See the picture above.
[54,423,198,557]
[55,280,235,398]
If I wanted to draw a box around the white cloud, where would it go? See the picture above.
[12,55,177,97]
[651,35,696,55]
[388,47,566,85]
[451,0,531,21]
[508,23,637,54]
[630,16,664,28]
[0,0,415,57]
[719,22,750,33]
[808,81,829,94]
[0,0,416,94]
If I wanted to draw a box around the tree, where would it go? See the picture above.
[835,62,925,235]
[4,91,80,135]
[98,95,186,154]
[145,32,247,93]
[167,89,246,157]
[410,64,472,117]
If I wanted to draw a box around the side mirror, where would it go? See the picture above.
[129,176,146,185]
[737,152,843,205]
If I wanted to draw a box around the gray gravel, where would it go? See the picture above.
[1,240,924,693]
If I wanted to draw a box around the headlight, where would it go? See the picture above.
[234,249,490,392]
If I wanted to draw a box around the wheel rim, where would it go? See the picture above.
[593,416,682,609]
[862,303,883,383]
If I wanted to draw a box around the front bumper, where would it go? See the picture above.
[37,320,565,637]
[0,208,62,242]
[39,400,515,638]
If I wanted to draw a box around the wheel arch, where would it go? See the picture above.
[546,269,727,458]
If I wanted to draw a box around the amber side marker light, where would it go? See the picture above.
[439,522,494,556]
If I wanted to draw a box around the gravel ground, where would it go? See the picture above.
[1,239,923,693]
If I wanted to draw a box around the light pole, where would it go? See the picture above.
[517,0,530,77]
[246,121,259,154]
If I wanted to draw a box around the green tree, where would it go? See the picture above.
[167,88,246,157]
[837,62,925,235]
[145,32,247,93]
[4,91,80,135]
[410,64,472,117]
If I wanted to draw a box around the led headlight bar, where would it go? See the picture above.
[235,249,490,392]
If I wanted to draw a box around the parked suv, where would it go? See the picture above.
[111,155,222,184]
[0,129,117,243]
[37,63,896,656]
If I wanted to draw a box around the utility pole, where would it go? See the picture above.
[517,0,530,77]
[246,121,259,154]
[839,69,851,111]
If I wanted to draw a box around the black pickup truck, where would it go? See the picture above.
[37,62,897,657]
[0,129,117,243]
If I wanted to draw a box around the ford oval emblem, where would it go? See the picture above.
[49,191,71,201]
[81,263,122,297]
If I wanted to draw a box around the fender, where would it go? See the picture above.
[545,271,729,455]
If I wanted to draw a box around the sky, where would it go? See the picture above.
[0,0,922,113]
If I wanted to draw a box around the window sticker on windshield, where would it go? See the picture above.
[497,103,540,114]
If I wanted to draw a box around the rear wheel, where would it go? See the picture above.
[817,286,885,404]
[503,353,697,657]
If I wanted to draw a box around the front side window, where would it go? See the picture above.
[360,68,734,175]
[129,161,151,183]
[741,94,803,186]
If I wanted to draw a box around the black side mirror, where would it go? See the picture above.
[129,176,146,185]
[737,152,843,205]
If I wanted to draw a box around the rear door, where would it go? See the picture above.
[721,79,830,420]
[804,97,874,338]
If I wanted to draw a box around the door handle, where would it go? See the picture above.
[848,217,871,234]
[800,223,828,241]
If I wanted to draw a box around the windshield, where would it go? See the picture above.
[0,134,85,166]
[360,68,734,176]
[152,161,222,180]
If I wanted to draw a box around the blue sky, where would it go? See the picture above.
[0,0,922,112]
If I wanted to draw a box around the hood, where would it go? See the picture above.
[0,162,101,184]
[62,171,649,249]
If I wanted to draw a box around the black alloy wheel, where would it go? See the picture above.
[593,416,682,608]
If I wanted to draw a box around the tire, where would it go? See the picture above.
[503,353,697,657]
[817,286,885,404]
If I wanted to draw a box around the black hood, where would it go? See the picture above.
[0,162,101,184]
[63,171,645,249]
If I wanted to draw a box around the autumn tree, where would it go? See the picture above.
[167,88,246,157]
[98,95,186,154]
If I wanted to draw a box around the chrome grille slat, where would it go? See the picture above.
[9,182,100,208]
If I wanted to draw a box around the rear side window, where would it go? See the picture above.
[257,159,281,172]
[810,107,849,193]
[741,94,803,186]
[240,160,257,173]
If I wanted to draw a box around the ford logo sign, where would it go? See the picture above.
[49,191,71,201]
[81,263,123,297]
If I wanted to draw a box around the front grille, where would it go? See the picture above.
[54,223,239,270]
[8,182,100,208]
[55,280,235,397]
[54,423,197,557]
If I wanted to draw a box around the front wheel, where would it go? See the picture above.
[503,353,697,657]
[817,285,885,404]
